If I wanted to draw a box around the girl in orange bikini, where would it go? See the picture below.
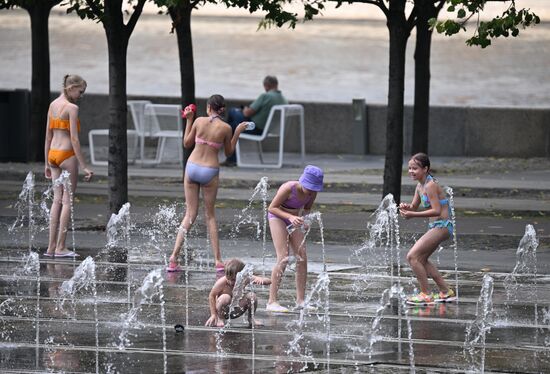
[44,74,94,258]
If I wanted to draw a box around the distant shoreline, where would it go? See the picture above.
[2,8,548,107]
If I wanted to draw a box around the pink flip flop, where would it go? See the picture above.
[166,262,182,272]
[43,253,55,257]
[55,251,79,258]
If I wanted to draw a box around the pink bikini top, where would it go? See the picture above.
[195,136,223,149]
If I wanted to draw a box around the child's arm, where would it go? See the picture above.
[268,182,299,224]
[205,278,225,327]
[182,113,197,149]
[399,185,421,212]
[250,275,271,285]
[405,182,443,218]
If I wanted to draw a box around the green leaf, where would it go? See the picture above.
[457,8,466,19]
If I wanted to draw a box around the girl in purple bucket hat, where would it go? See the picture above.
[265,165,323,313]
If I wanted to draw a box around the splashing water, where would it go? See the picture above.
[9,172,36,250]
[0,298,16,340]
[354,194,400,278]
[350,194,404,351]
[179,227,190,327]
[53,171,76,253]
[106,203,134,307]
[365,284,414,371]
[18,252,42,368]
[285,271,331,371]
[542,308,550,348]
[287,211,326,272]
[54,256,99,372]
[215,264,256,356]
[230,177,270,274]
[444,186,459,299]
[504,224,539,324]
[146,203,179,265]
[56,257,97,317]
[231,177,269,239]
[116,269,167,373]
[107,202,131,249]
[38,184,53,229]
[464,274,494,373]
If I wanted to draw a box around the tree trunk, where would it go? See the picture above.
[169,3,196,183]
[412,0,439,155]
[25,1,59,162]
[383,0,410,204]
[104,1,129,215]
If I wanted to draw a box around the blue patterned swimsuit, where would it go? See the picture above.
[420,175,453,237]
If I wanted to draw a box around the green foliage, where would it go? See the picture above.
[0,0,17,9]
[64,0,104,20]
[1,0,59,10]
[224,0,302,28]
[431,0,540,48]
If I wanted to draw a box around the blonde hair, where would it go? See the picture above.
[224,258,245,279]
[63,74,87,96]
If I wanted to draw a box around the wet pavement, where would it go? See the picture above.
[1,155,550,373]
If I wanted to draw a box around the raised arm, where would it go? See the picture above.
[182,110,197,149]
[223,121,247,157]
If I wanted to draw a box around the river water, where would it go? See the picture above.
[0,4,548,107]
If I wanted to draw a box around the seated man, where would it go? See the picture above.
[222,75,288,166]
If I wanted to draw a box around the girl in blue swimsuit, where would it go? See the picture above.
[399,153,456,305]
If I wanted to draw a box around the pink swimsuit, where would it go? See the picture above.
[268,183,312,226]
[195,136,222,149]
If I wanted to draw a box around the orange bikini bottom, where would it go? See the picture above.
[48,149,75,167]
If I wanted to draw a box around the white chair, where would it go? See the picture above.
[235,104,305,168]
[141,103,183,166]
[88,100,146,166]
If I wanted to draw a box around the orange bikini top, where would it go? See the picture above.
[49,103,80,132]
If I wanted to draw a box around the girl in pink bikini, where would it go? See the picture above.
[167,95,248,274]
[44,74,93,258]
[265,165,324,313]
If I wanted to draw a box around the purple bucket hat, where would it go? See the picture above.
[299,165,324,192]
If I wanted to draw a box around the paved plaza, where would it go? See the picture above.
[1,154,549,373]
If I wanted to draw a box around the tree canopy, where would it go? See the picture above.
[430,0,540,47]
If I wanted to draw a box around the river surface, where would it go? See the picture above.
[0,4,548,107]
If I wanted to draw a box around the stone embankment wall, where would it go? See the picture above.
[79,93,550,157]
